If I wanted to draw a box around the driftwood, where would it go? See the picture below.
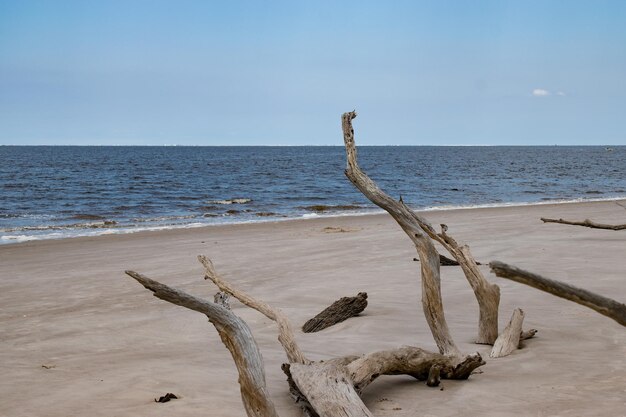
[125,255,486,417]
[302,292,368,333]
[490,308,525,358]
[199,255,310,365]
[490,261,626,326]
[540,217,626,231]
[125,270,280,417]
[342,111,501,346]
[342,111,460,356]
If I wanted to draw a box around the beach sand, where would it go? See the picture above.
[1,200,625,417]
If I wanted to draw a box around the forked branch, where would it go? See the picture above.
[198,255,310,365]
[342,111,460,357]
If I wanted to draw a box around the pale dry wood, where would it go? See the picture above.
[198,255,310,365]
[346,346,485,393]
[490,261,626,326]
[289,361,374,417]
[302,292,368,333]
[490,308,524,358]
[438,224,500,344]
[342,111,460,357]
[520,329,538,341]
[540,217,626,230]
[343,111,499,350]
[124,270,279,417]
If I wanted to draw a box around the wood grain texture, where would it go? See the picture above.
[541,217,626,230]
[124,270,279,417]
[490,261,626,326]
[302,292,368,333]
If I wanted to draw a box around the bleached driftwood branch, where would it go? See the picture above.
[342,111,500,349]
[490,261,626,326]
[127,258,486,417]
[540,217,626,231]
[342,111,460,357]
[124,270,279,417]
[490,308,525,358]
[198,255,310,365]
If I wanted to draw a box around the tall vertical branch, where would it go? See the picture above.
[342,111,460,357]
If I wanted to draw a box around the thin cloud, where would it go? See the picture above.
[532,88,566,97]
[532,88,550,97]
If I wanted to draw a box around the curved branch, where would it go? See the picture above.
[490,261,626,326]
[540,217,626,231]
[346,346,485,393]
[198,255,310,365]
[342,111,460,357]
[124,270,279,417]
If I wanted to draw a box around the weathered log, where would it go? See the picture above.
[540,217,626,230]
[490,308,524,358]
[289,360,374,417]
[490,261,626,326]
[199,255,310,365]
[346,346,484,393]
[302,292,368,333]
[124,270,279,417]
[281,364,320,417]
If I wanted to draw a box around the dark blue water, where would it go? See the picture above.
[1,146,625,243]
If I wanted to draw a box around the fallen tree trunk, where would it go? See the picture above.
[490,261,626,326]
[302,292,368,333]
[540,217,626,231]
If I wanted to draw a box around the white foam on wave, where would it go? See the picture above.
[2,195,624,245]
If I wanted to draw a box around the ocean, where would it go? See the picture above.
[1,145,625,244]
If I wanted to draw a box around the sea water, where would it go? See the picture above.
[1,146,624,244]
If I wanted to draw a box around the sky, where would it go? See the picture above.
[1,0,625,145]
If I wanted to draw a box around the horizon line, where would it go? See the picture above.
[1,144,624,147]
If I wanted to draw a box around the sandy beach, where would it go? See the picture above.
[1,199,625,417]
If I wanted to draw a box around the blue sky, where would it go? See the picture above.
[1,1,625,145]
